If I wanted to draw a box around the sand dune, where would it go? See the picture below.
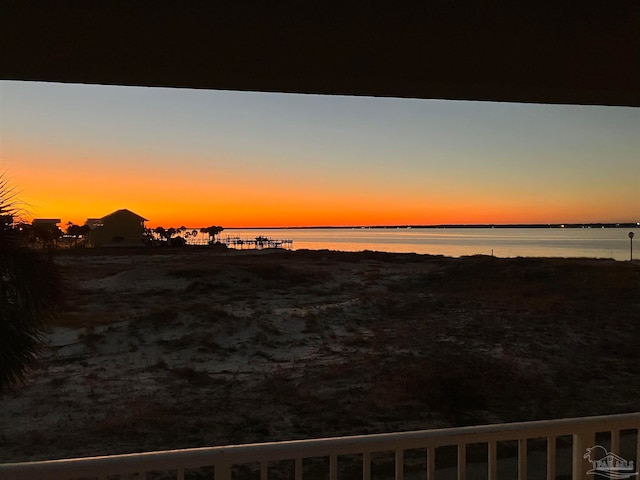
[1,249,638,463]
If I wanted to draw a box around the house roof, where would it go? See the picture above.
[32,218,61,224]
[101,209,148,222]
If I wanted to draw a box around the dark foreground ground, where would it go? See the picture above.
[1,249,639,474]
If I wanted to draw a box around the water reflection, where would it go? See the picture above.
[184,228,638,261]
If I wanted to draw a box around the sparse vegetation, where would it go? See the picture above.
[0,248,638,467]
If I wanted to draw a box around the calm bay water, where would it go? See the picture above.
[196,227,640,261]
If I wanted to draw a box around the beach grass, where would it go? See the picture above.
[0,249,638,463]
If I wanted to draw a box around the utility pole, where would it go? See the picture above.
[630,231,634,261]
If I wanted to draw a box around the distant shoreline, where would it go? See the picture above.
[225,223,639,230]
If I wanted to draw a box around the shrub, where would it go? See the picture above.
[0,175,65,390]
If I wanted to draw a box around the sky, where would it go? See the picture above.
[1,80,638,229]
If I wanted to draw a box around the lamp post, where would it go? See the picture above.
[630,232,634,261]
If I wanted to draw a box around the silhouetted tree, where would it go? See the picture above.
[154,226,171,243]
[0,213,12,237]
[142,228,154,246]
[175,226,188,244]
[66,222,90,248]
[170,236,186,247]
[153,226,166,241]
[200,225,224,244]
[153,226,180,245]
[0,174,64,391]
[32,223,62,251]
[166,227,177,240]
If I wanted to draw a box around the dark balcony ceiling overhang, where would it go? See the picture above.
[1,3,638,107]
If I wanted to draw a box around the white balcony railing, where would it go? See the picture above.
[1,412,638,480]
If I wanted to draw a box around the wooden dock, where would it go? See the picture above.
[221,235,293,250]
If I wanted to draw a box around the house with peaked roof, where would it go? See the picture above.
[85,209,148,247]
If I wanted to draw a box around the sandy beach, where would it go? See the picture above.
[1,248,638,464]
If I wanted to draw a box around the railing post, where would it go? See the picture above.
[329,454,337,480]
[427,446,436,480]
[546,436,556,480]
[611,429,620,456]
[363,450,371,480]
[216,462,232,480]
[457,444,466,480]
[637,429,640,478]
[488,440,497,480]
[396,448,404,480]
[295,457,303,480]
[518,438,528,480]
[572,431,595,480]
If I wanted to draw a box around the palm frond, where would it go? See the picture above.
[0,173,65,391]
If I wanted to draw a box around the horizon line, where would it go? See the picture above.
[219,222,640,230]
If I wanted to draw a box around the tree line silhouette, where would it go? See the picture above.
[4,221,226,250]
[151,225,224,247]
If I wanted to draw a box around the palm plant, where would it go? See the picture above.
[0,174,19,249]
[0,174,64,391]
[200,225,224,244]
[66,222,90,248]
[153,226,178,243]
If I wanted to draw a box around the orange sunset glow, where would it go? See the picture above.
[2,81,638,229]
